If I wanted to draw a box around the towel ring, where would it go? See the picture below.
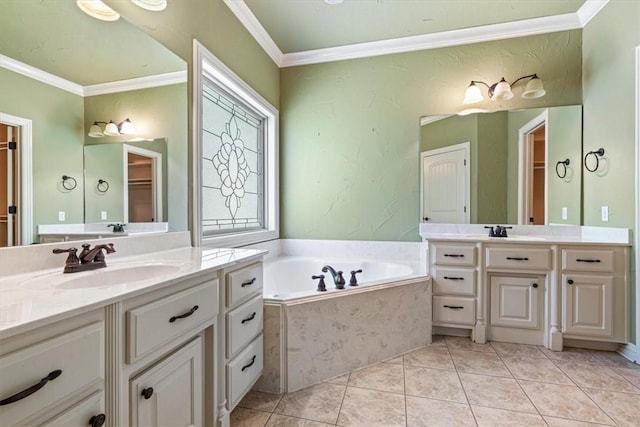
[61,175,77,191]
[584,148,605,172]
[555,159,570,179]
[97,179,110,193]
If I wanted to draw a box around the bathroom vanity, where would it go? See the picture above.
[0,232,264,427]
[421,224,631,352]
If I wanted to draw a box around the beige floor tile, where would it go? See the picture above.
[459,372,536,413]
[406,396,476,427]
[274,383,345,424]
[265,414,334,427]
[348,362,404,394]
[583,388,640,427]
[519,380,615,425]
[471,405,546,426]
[538,346,600,363]
[231,408,271,427]
[501,356,574,385]
[403,346,455,370]
[238,390,283,412]
[445,336,496,353]
[544,416,611,426]
[404,365,466,402]
[337,386,405,427]
[451,351,512,377]
[429,335,448,347]
[590,350,640,369]
[382,355,404,365]
[325,373,350,385]
[490,341,547,358]
[613,367,640,388]
[555,360,640,393]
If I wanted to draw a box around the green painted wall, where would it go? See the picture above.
[84,144,124,223]
[582,0,639,344]
[0,68,84,243]
[280,31,582,241]
[84,84,187,231]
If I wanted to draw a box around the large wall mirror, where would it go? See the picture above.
[0,0,187,245]
[420,105,582,226]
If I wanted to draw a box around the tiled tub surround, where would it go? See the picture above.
[246,239,431,394]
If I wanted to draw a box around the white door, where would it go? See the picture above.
[420,142,469,223]
[491,276,541,329]
[563,274,613,337]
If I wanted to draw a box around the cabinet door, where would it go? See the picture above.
[563,274,613,337]
[42,391,105,427]
[130,337,203,427]
[490,276,540,329]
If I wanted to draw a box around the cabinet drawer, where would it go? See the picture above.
[432,244,477,266]
[227,334,263,408]
[562,249,614,273]
[486,247,551,270]
[432,267,476,296]
[227,295,264,358]
[0,323,104,426]
[127,280,218,363]
[42,391,104,427]
[433,296,476,325]
[227,263,263,307]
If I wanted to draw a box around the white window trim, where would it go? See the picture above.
[192,40,279,248]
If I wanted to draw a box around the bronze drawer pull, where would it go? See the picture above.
[169,305,199,323]
[576,258,601,263]
[89,414,106,427]
[443,305,464,310]
[241,355,257,372]
[241,312,257,324]
[141,387,154,399]
[444,254,464,258]
[506,257,529,261]
[0,369,62,406]
[241,278,257,287]
[443,276,464,280]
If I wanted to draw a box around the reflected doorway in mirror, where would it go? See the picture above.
[123,144,162,223]
[518,110,548,225]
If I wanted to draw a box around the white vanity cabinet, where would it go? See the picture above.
[490,275,542,330]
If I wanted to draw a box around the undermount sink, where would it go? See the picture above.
[19,262,187,290]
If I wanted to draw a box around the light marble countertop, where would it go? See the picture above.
[0,234,266,339]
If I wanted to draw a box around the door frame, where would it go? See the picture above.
[123,144,163,223]
[518,109,549,225]
[0,112,32,245]
[420,141,470,224]
[634,44,640,363]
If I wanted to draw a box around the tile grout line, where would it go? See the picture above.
[449,344,480,427]
[402,354,408,427]
[333,373,349,427]
[495,351,546,419]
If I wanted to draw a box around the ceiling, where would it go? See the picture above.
[243,0,586,54]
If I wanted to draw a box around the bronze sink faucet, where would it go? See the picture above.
[53,243,116,273]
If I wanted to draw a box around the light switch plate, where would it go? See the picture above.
[562,207,568,220]
[601,206,609,222]
[101,211,107,220]
[58,211,65,221]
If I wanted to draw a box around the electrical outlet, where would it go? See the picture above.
[101,211,107,220]
[562,207,568,220]
[58,211,65,221]
[601,206,609,222]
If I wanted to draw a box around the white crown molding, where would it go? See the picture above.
[420,115,452,126]
[0,54,83,96]
[83,70,188,96]
[577,0,609,27]
[222,0,283,66]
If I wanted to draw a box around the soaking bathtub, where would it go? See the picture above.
[248,239,432,394]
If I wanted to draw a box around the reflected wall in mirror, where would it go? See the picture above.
[420,105,582,225]
[0,0,187,245]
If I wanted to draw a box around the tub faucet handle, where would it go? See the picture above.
[349,269,362,286]
[312,274,326,292]
[335,271,345,289]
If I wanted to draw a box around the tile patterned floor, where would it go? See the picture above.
[231,336,640,427]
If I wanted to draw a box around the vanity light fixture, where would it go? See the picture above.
[324,0,345,4]
[76,0,120,21]
[88,118,137,138]
[131,0,167,11]
[463,74,545,104]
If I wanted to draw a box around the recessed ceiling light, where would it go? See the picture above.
[131,0,167,11]
[76,0,120,21]
[324,0,344,4]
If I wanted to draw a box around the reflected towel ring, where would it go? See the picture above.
[584,148,605,172]
[97,179,110,193]
[555,159,570,179]
[61,175,77,191]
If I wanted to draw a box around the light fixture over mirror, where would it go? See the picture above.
[89,118,137,138]
[131,0,167,11]
[76,0,120,21]
[463,74,545,104]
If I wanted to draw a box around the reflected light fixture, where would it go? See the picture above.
[88,118,137,138]
[463,74,545,104]
[76,0,120,21]
[325,0,344,4]
[131,0,167,11]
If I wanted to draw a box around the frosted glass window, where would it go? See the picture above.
[201,79,264,235]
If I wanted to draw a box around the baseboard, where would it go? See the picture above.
[563,338,619,351]
[433,326,472,337]
[618,343,639,364]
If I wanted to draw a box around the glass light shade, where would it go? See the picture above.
[463,83,484,104]
[325,0,344,4]
[522,76,546,98]
[130,0,167,11]
[119,118,137,135]
[88,123,104,138]
[76,1,120,21]
[103,121,120,136]
[491,78,513,101]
